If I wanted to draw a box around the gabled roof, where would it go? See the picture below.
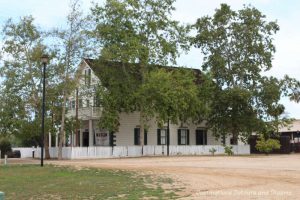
[83,58,202,85]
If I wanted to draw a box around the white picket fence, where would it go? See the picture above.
[25,145,250,159]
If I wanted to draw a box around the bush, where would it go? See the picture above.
[224,145,234,156]
[0,137,12,158]
[209,147,217,156]
[255,137,281,154]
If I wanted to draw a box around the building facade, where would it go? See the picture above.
[64,59,229,147]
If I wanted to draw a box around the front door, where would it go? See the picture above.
[196,130,207,145]
[83,132,89,147]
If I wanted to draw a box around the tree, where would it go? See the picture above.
[0,16,57,158]
[90,0,190,146]
[51,0,90,159]
[137,68,209,126]
[192,4,285,144]
[255,136,280,154]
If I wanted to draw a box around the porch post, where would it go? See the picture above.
[48,132,52,147]
[55,131,58,147]
[80,129,83,147]
[89,119,94,147]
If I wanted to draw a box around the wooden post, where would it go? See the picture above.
[4,155,7,165]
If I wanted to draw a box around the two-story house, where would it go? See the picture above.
[64,58,229,148]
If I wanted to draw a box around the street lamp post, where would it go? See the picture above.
[41,54,49,167]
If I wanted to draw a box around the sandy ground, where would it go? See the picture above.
[5,155,300,200]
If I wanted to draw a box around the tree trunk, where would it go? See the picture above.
[58,91,67,160]
[44,132,50,159]
[139,111,144,154]
[232,129,238,145]
[75,88,79,146]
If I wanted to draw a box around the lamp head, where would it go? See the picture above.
[41,54,49,65]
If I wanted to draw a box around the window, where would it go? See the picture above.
[79,99,83,108]
[71,100,76,110]
[85,68,91,86]
[93,95,100,107]
[157,129,167,145]
[134,128,147,145]
[66,100,70,109]
[196,129,207,145]
[86,99,90,108]
[178,129,189,145]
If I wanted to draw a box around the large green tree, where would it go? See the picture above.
[50,0,91,159]
[90,0,192,145]
[192,4,288,144]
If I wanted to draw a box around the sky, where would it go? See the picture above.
[0,0,300,118]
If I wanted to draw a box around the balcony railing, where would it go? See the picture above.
[66,107,102,119]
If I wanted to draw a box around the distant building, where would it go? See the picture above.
[279,119,300,143]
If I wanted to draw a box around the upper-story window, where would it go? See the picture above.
[84,68,91,86]
[79,99,83,108]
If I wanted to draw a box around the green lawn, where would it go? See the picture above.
[0,164,178,200]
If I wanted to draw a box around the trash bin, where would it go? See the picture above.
[0,191,4,200]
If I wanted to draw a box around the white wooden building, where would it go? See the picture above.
[63,59,230,147]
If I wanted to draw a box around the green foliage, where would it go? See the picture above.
[255,136,281,154]
[138,68,207,126]
[209,147,217,156]
[90,0,189,65]
[90,0,196,138]
[0,137,12,158]
[224,145,234,156]
[192,4,292,143]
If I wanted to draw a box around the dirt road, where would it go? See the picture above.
[11,155,300,199]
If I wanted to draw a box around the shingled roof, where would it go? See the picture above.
[83,58,202,85]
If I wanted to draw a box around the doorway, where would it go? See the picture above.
[83,132,89,147]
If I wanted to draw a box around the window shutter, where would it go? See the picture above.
[157,129,161,145]
[134,128,139,145]
[109,132,113,146]
[177,129,181,145]
[88,69,91,85]
[187,129,190,145]
[84,70,86,85]
[144,130,147,145]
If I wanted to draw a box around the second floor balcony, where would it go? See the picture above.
[66,106,102,120]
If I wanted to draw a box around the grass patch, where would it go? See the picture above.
[0,164,178,199]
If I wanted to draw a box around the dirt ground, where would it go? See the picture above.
[6,154,300,200]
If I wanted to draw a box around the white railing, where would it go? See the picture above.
[32,145,250,159]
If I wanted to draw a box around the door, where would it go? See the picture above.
[196,130,207,145]
[83,132,89,147]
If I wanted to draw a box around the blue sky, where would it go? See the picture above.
[1,0,300,119]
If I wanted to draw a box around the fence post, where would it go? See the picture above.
[4,155,7,165]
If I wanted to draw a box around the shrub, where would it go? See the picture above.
[224,145,234,156]
[209,147,217,156]
[255,137,281,154]
[0,137,12,158]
